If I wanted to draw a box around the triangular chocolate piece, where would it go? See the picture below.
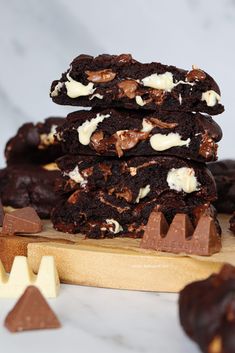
[4,286,61,332]
[167,214,194,241]
[140,211,169,250]
[0,199,4,227]
[193,215,221,255]
[2,207,42,235]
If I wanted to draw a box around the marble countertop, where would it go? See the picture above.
[0,284,199,353]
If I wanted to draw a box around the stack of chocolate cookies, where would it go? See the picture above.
[49,54,223,238]
[0,118,64,218]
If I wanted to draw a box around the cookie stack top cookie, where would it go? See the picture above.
[49,54,223,238]
[50,54,223,163]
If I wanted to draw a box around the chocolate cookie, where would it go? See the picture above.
[56,108,222,162]
[0,164,61,218]
[50,54,224,115]
[179,264,235,353]
[229,213,235,234]
[56,155,217,205]
[5,117,64,165]
[208,160,235,213]
[51,188,219,238]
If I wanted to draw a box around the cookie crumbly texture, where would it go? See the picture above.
[56,108,222,162]
[50,54,224,115]
[5,117,64,165]
[208,159,235,214]
[0,164,62,218]
[56,155,217,205]
[52,154,220,239]
[179,264,235,353]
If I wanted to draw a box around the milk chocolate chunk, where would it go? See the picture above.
[4,286,61,333]
[179,265,235,353]
[50,53,224,115]
[140,210,221,255]
[0,199,4,226]
[2,207,42,236]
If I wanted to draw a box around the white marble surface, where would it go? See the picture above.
[0,284,199,353]
[0,0,235,166]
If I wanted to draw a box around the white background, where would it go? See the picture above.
[0,0,234,166]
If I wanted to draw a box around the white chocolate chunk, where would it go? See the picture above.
[105,219,123,234]
[150,133,190,151]
[141,118,154,132]
[135,95,146,106]
[64,166,87,186]
[0,256,60,298]
[201,90,221,107]
[77,113,110,145]
[65,73,95,98]
[50,82,64,97]
[141,72,194,92]
[142,72,175,92]
[40,124,57,147]
[167,167,200,193]
[178,93,182,105]
[89,93,104,100]
[135,185,151,203]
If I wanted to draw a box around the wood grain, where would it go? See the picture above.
[23,214,235,293]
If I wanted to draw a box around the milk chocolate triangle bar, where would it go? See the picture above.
[1,207,42,236]
[140,210,221,256]
[4,286,61,333]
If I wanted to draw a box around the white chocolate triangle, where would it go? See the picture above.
[0,256,60,298]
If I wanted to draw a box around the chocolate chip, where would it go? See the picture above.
[1,207,42,236]
[186,69,206,82]
[4,286,61,333]
[118,80,139,99]
[85,69,116,83]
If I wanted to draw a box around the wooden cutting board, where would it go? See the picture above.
[11,214,232,293]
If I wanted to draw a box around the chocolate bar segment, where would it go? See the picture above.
[50,54,224,115]
[141,210,221,256]
[4,286,61,332]
[2,207,42,235]
[56,109,222,162]
[179,265,235,353]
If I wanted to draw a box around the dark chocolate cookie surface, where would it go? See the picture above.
[5,117,64,165]
[179,264,235,353]
[208,160,235,213]
[0,164,61,218]
[50,54,224,115]
[56,109,222,162]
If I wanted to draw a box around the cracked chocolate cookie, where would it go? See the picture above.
[50,54,224,115]
[56,108,222,161]
[179,264,235,353]
[0,164,61,218]
[208,160,235,213]
[51,188,219,238]
[56,155,217,205]
[5,117,64,165]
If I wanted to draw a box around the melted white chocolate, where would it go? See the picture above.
[167,167,200,193]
